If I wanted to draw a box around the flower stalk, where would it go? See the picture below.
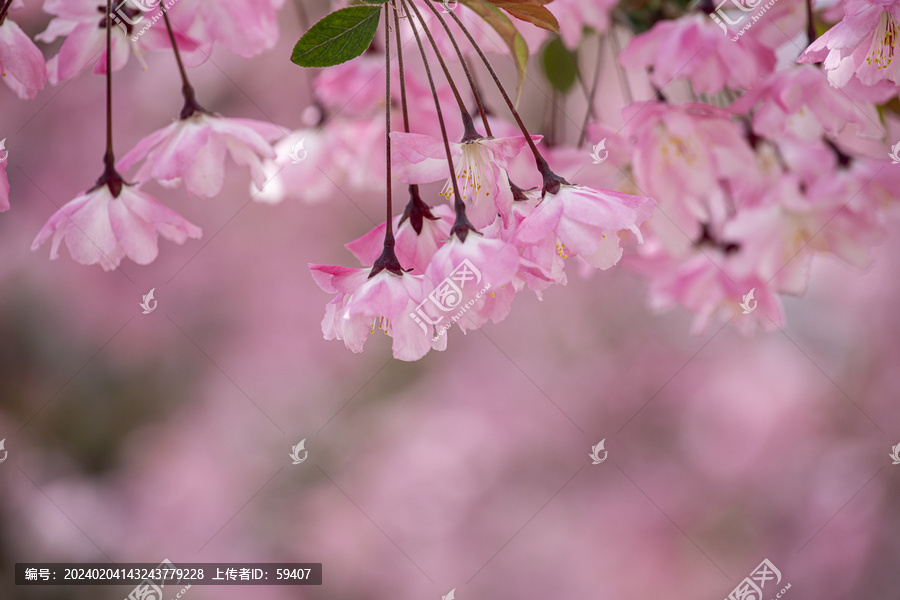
[370,2,406,277]
[404,0,480,141]
[161,4,208,119]
[94,0,125,197]
[440,3,568,194]
[392,3,439,235]
[401,0,475,240]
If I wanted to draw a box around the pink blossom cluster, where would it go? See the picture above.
[2,0,899,356]
[302,0,900,359]
[298,11,655,361]
[615,0,900,333]
[0,0,289,270]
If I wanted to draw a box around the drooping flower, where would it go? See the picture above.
[0,2,47,99]
[479,198,562,299]
[391,131,540,229]
[37,0,206,84]
[620,14,776,94]
[797,0,900,87]
[309,265,439,361]
[31,182,201,271]
[117,112,285,198]
[515,184,655,270]
[345,203,454,274]
[420,233,523,334]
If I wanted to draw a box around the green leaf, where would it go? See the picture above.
[487,0,560,33]
[542,36,577,94]
[459,0,530,106]
[291,6,383,68]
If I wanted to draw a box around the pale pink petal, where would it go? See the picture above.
[0,19,47,99]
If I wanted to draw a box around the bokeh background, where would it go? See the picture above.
[1,1,900,599]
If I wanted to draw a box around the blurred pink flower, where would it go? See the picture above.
[620,14,775,94]
[31,182,202,271]
[37,0,206,84]
[314,54,385,117]
[731,65,882,141]
[625,102,756,229]
[117,113,284,198]
[391,131,539,229]
[635,245,786,334]
[551,0,617,47]
[798,0,900,87]
[175,0,285,58]
[515,184,655,270]
[0,8,47,99]
[309,265,437,361]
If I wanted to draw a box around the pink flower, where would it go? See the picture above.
[625,102,756,231]
[730,65,882,141]
[620,14,775,94]
[256,115,388,204]
[309,265,438,361]
[637,248,786,334]
[117,113,285,198]
[254,127,330,205]
[314,54,385,117]
[770,161,896,270]
[174,0,284,58]
[515,184,655,270]
[798,0,900,87]
[420,233,526,334]
[37,0,206,84]
[31,183,202,271]
[345,204,454,274]
[551,0,618,47]
[0,8,47,99]
[391,132,539,229]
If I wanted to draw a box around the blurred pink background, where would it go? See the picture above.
[1,1,900,599]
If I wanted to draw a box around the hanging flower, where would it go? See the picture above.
[31,182,201,271]
[117,112,285,198]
